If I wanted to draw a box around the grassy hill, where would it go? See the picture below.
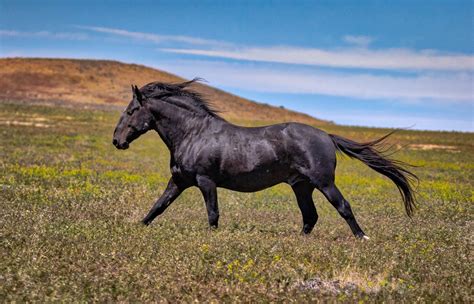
[0,58,329,125]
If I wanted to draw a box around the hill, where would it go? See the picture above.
[0,58,329,125]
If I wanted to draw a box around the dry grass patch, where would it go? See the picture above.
[0,120,51,128]
[409,143,460,152]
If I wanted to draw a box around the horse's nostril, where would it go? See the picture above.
[113,139,118,146]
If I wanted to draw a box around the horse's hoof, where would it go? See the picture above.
[355,233,370,240]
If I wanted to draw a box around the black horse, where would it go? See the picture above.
[113,79,417,239]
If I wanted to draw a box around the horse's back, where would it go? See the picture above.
[221,121,336,169]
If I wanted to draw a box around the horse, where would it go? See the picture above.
[112,79,417,239]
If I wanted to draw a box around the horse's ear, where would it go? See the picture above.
[133,85,144,106]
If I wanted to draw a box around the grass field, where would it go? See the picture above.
[1,101,472,302]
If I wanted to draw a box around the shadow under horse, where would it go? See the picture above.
[113,79,417,239]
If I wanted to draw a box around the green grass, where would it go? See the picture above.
[1,102,473,302]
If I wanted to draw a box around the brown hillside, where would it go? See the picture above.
[0,58,329,125]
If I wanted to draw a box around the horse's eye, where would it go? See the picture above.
[128,124,138,131]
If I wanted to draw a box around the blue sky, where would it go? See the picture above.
[1,0,473,131]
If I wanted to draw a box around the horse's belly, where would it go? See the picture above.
[218,167,290,192]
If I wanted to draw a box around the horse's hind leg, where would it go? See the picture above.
[319,184,368,239]
[292,182,318,234]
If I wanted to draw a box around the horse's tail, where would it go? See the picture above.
[329,131,418,217]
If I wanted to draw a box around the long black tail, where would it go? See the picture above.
[329,131,418,216]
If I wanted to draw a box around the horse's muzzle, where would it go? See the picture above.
[113,139,129,150]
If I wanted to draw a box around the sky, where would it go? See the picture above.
[1,0,473,131]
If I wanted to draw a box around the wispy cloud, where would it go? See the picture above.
[76,26,229,48]
[0,30,88,40]
[343,35,374,47]
[155,60,473,102]
[314,110,473,132]
[161,46,474,72]
[63,26,474,72]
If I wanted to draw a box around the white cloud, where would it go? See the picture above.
[3,27,473,72]
[314,111,473,132]
[161,46,474,72]
[76,26,229,48]
[57,26,474,72]
[0,30,88,40]
[155,60,473,102]
[343,35,374,47]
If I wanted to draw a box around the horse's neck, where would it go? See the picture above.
[149,101,218,152]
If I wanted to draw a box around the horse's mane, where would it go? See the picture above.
[139,78,222,119]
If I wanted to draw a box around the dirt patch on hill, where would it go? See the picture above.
[409,144,460,152]
[0,120,51,128]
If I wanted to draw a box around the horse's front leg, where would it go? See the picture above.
[142,178,185,225]
[196,175,219,229]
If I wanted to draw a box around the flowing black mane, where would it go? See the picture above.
[139,78,222,119]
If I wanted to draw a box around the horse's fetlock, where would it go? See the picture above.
[208,212,219,226]
[301,226,314,235]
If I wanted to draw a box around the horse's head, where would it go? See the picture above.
[113,85,154,150]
